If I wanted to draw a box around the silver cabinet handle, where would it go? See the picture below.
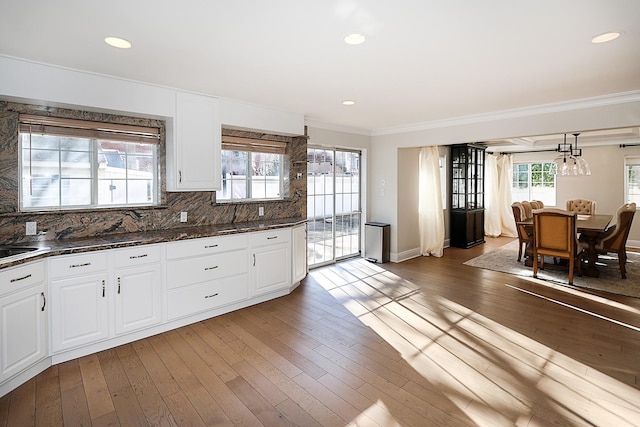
[129,254,148,259]
[70,262,91,268]
[204,266,219,271]
[41,292,46,312]
[253,254,256,266]
[179,170,182,183]
[10,273,31,283]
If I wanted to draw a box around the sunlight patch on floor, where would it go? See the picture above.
[310,258,640,426]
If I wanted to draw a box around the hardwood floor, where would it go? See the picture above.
[2,236,639,426]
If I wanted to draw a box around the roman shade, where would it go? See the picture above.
[221,135,286,155]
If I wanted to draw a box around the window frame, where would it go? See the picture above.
[624,156,640,206]
[217,135,288,203]
[512,161,557,205]
[18,115,160,211]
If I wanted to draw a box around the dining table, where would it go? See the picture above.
[518,213,613,277]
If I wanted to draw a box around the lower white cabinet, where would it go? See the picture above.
[113,245,162,335]
[251,228,291,295]
[50,253,109,353]
[0,261,47,384]
[166,234,249,320]
[292,223,307,284]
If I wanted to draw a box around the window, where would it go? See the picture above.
[218,136,287,201]
[625,156,640,205]
[19,115,159,211]
[512,161,556,205]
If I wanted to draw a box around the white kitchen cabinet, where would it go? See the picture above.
[113,245,162,335]
[49,253,109,353]
[0,261,47,384]
[251,228,291,296]
[167,91,221,191]
[166,234,249,320]
[292,223,307,285]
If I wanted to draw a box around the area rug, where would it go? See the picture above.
[464,240,640,298]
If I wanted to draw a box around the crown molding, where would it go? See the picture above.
[304,119,372,136]
[371,90,640,137]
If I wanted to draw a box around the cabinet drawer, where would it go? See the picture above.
[250,228,291,246]
[166,250,247,289]
[167,274,248,320]
[113,244,162,268]
[49,252,108,279]
[166,234,247,260]
[0,261,45,296]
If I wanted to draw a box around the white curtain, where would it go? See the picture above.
[497,154,517,237]
[484,153,502,237]
[419,146,445,257]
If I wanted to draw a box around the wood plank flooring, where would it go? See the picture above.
[2,236,639,426]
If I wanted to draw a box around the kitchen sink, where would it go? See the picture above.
[0,246,47,259]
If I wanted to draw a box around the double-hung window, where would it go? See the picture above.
[19,115,160,211]
[625,156,640,205]
[512,161,556,205]
[218,136,287,201]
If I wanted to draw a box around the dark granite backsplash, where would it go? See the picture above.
[0,101,307,245]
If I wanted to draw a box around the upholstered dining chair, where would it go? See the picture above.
[511,202,532,262]
[532,208,583,285]
[530,200,544,209]
[521,201,534,220]
[566,199,596,215]
[579,202,636,279]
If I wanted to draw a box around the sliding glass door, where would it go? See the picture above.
[307,147,361,267]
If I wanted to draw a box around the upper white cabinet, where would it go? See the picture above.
[167,91,221,191]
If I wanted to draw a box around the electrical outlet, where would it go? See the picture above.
[26,221,37,235]
[180,212,188,222]
[258,206,264,216]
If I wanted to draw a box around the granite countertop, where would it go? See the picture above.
[0,217,307,270]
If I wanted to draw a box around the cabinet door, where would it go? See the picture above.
[114,264,162,335]
[292,224,307,284]
[50,273,109,353]
[252,243,291,296]
[168,91,221,191]
[0,284,47,382]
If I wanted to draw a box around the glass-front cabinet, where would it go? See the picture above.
[450,144,485,248]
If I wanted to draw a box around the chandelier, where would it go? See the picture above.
[551,133,591,176]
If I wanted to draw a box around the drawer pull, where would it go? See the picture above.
[41,292,46,312]
[204,244,219,249]
[10,273,32,283]
[204,293,219,299]
[204,266,219,271]
[70,262,91,268]
[267,236,278,240]
[129,254,148,259]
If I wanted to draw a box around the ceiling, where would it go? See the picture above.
[1,1,639,136]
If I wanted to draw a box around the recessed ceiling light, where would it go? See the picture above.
[342,100,356,106]
[104,36,132,49]
[591,31,621,44]
[344,33,366,45]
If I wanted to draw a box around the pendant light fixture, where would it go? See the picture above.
[551,133,590,176]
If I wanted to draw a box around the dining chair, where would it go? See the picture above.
[566,199,596,214]
[511,202,532,262]
[579,202,636,278]
[530,200,544,209]
[532,208,582,284]
[521,201,534,220]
